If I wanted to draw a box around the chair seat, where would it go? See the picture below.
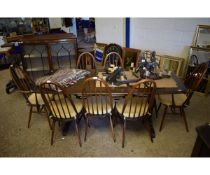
[116,98,149,118]
[84,96,112,115]
[158,93,187,106]
[50,97,83,119]
[28,93,44,105]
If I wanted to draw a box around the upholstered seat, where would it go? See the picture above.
[116,98,149,118]
[158,94,187,106]
[50,97,83,118]
[28,93,44,105]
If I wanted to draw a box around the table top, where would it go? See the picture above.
[36,68,186,95]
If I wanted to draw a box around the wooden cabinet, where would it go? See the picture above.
[11,33,78,79]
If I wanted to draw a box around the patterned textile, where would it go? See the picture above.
[36,68,90,87]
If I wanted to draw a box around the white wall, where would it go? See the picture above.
[130,18,210,58]
[95,18,125,46]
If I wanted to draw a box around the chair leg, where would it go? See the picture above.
[144,116,155,142]
[84,115,88,141]
[109,115,116,142]
[58,121,61,127]
[43,107,52,130]
[51,120,56,145]
[74,120,82,147]
[180,107,189,132]
[157,103,162,112]
[36,105,39,112]
[159,106,168,132]
[154,99,158,118]
[39,105,45,113]
[122,119,126,148]
[28,106,33,128]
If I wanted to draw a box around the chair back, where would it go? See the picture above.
[81,77,113,115]
[77,52,96,70]
[103,43,122,65]
[120,79,156,118]
[104,43,122,58]
[9,64,36,101]
[103,52,124,69]
[184,62,208,105]
[40,82,78,119]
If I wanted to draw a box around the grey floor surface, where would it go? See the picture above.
[0,68,210,157]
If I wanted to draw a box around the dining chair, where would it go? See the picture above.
[81,77,116,142]
[103,43,123,62]
[103,52,124,69]
[116,79,157,148]
[40,82,83,146]
[77,52,96,70]
[9,64,51,129]
[158,62,208,132]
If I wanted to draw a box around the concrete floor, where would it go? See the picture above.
[0,68,210,157]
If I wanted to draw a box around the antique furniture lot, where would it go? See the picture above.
[9,64,51,129]
[158,63,208,132]
[40,82,82,146]
[35,66,187,147]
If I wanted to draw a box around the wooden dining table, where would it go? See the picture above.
[36,68,186,95]
[60,69,187,96]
